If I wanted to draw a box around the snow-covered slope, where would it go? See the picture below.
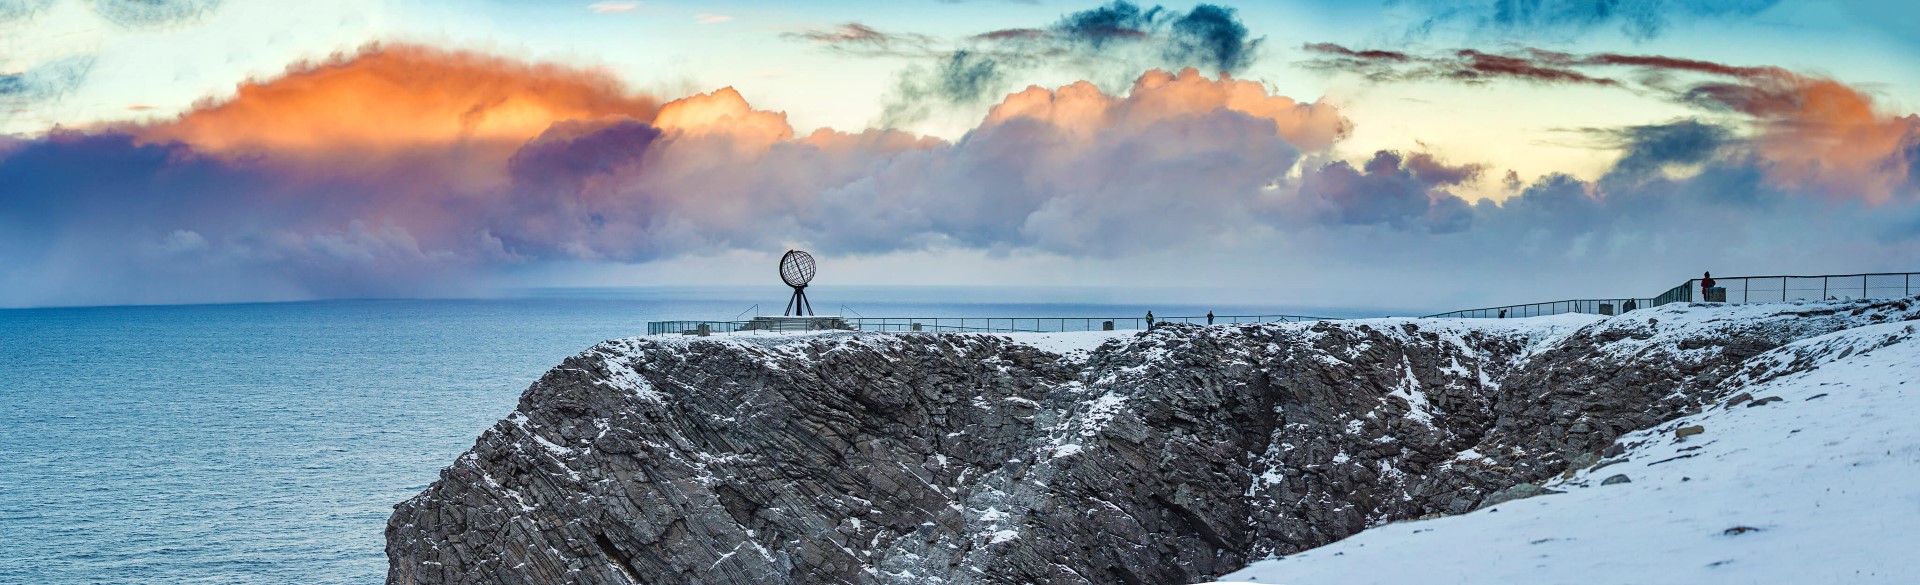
[1211,319,1920,585]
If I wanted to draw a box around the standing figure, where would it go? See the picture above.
[1701,271,1716,296]
[1145,311,1155,329]
[1499,309,1508,319]
[1206,311,1215,326]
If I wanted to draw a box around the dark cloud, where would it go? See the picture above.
[90,0,223,29]
[793,2,1266,126]
[508,118,662,192]
[1022,1,1263,73]
[1595,119,1731,179]
[1167,4,1256,71]
[1301,43,1614,86]
[0,55,96,104]
[1300,42,1411,62]
[879,50,1006,126]
[1448,49,1617,85]
[1295,150,1480,232]
[1387,0,1782,41]
[0,0,53,23]
[780,23,936,55]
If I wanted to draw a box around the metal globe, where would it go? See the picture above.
[780,250,816,288]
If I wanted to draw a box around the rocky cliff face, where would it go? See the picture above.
[387,298,1920,585]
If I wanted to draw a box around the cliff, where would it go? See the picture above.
[387,297,1920,584]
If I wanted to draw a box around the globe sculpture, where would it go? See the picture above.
[780,250,816,316]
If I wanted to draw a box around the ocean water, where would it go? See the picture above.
[0,287,1349,584]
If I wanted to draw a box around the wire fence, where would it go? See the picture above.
[647,314,1334,336]
[1425,271,1918,319]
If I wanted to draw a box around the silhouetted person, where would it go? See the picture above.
[1206,311,1215,325]
[1145,311,1155,329]
[1701,271,1716,296]
[1499,309,1508,319]
[1623,299,1637,312]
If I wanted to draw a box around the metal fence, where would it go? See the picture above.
[649,271,1920,334]
[647,314,1334,336]
[1662,273,1919,304]
[1423,298,1660,319]
[1425,271,1919,319]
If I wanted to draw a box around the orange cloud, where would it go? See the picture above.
[653,87,794,151]
[1717,72,1920,204]
[983,68,1349,151]
[128,43,658,174]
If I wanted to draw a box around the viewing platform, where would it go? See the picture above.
[645,271,1920,337]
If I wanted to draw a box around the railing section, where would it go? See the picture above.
[646,314,1335,336]
[1426,271,1918,319]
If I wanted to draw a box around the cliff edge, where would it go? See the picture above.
[387,298,1919,584]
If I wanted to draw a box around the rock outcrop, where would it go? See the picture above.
[387,297,1920,584]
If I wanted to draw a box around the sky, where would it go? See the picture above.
[2,0,1919,311]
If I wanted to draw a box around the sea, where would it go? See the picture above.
[0,286,1367,584]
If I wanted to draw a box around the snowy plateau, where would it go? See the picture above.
[388,298,1920,584]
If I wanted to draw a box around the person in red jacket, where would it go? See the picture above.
[1701,271,1716,296]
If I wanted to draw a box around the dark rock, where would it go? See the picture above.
[387,298,1920,585]
[1745,396,1784,407]
[1601,474,1631,485]
[1723,526,1762,535]
[1476,483,1563,509]
[1676,425,1706,440]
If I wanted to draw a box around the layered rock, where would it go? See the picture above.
[387,297,1920,584]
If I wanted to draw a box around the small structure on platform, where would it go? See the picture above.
[781,250,817,316]
[740,315,854,332]
[741,249,853,332]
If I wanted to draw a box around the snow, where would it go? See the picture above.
[1208,319,1920,585]
[1000,330,1130,356]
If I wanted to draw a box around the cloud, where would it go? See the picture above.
[1592,119,1731,180]
[782,23,935,55]
[587,2,637,14]
[1293,150,1480,232]
[1,55,97,120]
[1303,43,1920,204]
[2,43,1918,309]
[790,1,1266,127]
[90,0,223,29]
[1386,0,1782,41]
[695,13,731,24]
[0,0,54,24]
[1301,43,1613,85]
[123,43,657,183]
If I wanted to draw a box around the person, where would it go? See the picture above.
[1145,311,1155,329]
[1498,309,1507,319]
[1701,271,1716,296]
[1623,299,1637,312]
[1206,311,1215,326]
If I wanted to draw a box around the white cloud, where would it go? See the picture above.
[587,2,637,14]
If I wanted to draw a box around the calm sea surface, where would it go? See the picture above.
[0,287,1360,584]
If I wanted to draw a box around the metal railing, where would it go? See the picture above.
[1423,298,1660,319]
[646,314,1335,336]
[1663,272,1918,304]
[648,271,1920,334]
[1425,271,1918,319]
